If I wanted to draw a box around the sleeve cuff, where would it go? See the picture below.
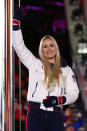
[13,25,20,31]
[13,19,20,31]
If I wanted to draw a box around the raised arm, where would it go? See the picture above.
[13,7,37,69]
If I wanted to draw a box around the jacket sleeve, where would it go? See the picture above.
[63,66,79,105]
[12,30,37,69]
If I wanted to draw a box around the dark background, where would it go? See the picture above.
[14,0,72,66]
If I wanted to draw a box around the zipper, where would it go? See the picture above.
[32,82,38,97]
[61,88,63,95]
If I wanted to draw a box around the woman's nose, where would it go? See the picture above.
[47,46,51,50]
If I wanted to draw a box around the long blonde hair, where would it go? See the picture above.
[39,35,62,88]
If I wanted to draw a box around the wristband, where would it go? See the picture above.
[13,19,20,31]
[58,96,66,104]
[13,19,20,25]
[58,96,63,104]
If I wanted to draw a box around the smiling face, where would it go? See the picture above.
[42,38,57,63]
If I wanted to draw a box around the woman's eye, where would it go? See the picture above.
[43,45,48,48]
[42,43,54,48]
[50,44,54,47]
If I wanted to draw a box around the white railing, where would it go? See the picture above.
[0,1,5,131]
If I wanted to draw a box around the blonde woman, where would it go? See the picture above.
[13,7,79,131]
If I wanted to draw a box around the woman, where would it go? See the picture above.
[13,7,79,131]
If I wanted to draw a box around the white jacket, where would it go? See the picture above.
[13,30,79,110]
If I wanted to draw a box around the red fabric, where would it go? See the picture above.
[43,99,47,102]
[63,116,72,123]
[15,110,24,120]
[79,0,85,8]
[13,19,20,25]
[26,109,30,131]
[58,96,62,104]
